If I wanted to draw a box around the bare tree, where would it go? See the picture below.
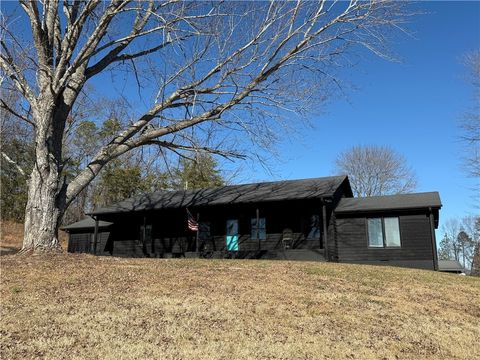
[0,86,33,221]
[471,214,480,276]
[440,218,462,262]
[440,216,479,271]
[459,51,480,205]
[460,215,480,271]
[1,1,409,252]
[334,145,417,197]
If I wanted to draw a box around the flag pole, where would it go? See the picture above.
[196,212,200,256]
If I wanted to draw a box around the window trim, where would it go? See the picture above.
[366,217,402,249]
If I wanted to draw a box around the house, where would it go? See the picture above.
[62,175,443,270]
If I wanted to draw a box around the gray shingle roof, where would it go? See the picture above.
[60,217,113,231]
[438,260,464,272]
[335,192,442,213]
[89,176,351,215]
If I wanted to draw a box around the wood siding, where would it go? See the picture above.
[67,231,110,254]
[334,211,435,269]
[95,200,330,258]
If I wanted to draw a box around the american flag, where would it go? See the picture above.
[186,208,198,231]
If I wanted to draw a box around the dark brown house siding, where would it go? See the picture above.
[67,231,111,254]
[334,211,436,269]
[98,199,331,259]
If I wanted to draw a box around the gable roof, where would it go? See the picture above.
[89,176,351,215]
[60,217,113,231]
[335,192,442,214]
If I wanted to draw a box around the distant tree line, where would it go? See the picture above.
[439,216,480,276]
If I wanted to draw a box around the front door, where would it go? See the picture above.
[226,219,239,251]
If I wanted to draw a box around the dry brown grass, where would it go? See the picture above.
[1,254,479,360]
[0,221,24,255]
[1,221,67,255]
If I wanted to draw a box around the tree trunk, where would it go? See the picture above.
[22,162,65,253]
[22,105,67,253]
[471,243,480,276]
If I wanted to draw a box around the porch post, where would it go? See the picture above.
[143,214,147,254]
[256,208,260,251]
[93,216,99,254]
[429,207,439,271]
[322,200,329,261]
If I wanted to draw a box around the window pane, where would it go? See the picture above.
[384,218,401,247]
[307,215,320,240]
[251,218,257,239]
[368,218,383,247]
[251,217,266,240]
[226,220,238,251]
[259,218,266,240]
[227,220,238,236]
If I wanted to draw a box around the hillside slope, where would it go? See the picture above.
[1,255,479,359]
[0,221,25,256]
[1,221,67,255]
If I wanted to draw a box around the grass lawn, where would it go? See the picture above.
[1,253,479,360]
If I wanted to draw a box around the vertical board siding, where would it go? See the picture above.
[90,199,331,258]
[334,212,435,269]
[68,233,91,253]
[94,232,111,255]
[67,231,111,254]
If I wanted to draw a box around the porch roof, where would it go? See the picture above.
[60,217,113,231]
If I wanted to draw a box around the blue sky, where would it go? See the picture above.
[234,1,479,232]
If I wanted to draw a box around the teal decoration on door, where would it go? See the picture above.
[226,219,239,251]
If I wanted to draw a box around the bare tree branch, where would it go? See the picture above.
[2,0,411,250]
[1,151,26,176]
[0,99,35,126]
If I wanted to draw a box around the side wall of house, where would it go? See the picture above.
[67,230,111,255]
[334,211,436,270]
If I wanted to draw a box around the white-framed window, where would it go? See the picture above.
[251,217,266,240]
[367,217,401,248]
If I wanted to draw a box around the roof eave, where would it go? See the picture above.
[335,205,442,215]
